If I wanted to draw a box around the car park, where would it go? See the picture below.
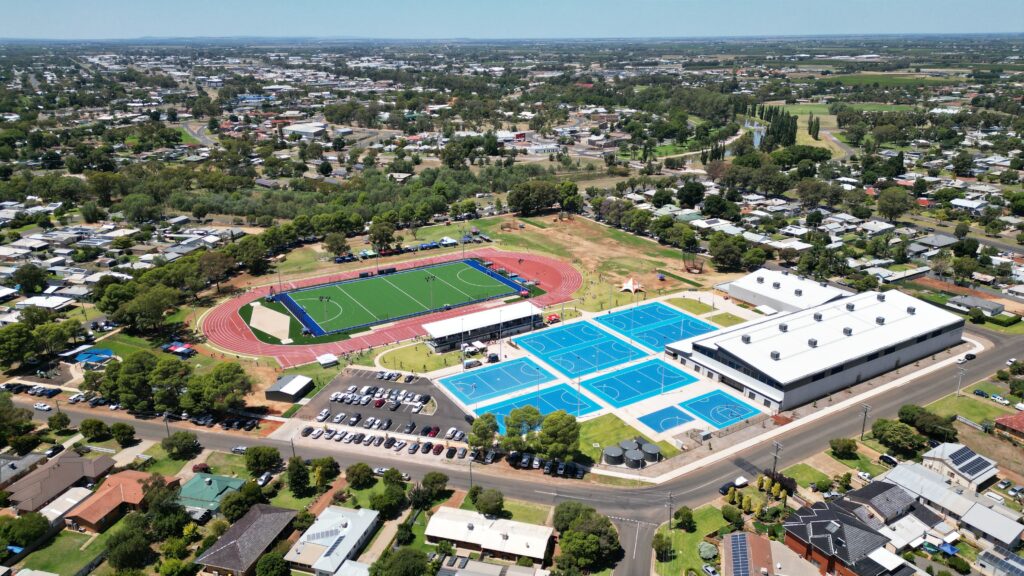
[408,443,420,454]
[404,421,416,434]
[335,431,347,442]
[384,438,396,449]
[446,447,458,458]
[323,429,335,440]
[316,408,331,422]
[349,413,362,425]
[332,413,345,423]
[428,426,440,437]
[457,447,467,459]
[394,440,407,452]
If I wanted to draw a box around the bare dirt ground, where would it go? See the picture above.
[955,422,1024,484]
[913,276,1024,315]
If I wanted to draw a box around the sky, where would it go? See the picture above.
[0,0,1020,40]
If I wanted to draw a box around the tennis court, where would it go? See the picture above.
[595,301,717,351]
[581,359,697,408]
[438,358,556,406]
[638,406,695,433]
[679,390,761,429]
[273,260,519,336]
[476,384,602,433]
[515,321,646,379]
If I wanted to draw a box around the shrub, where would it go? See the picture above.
[946,556,970,575]
[829,438,858,459]
[699,541,719,560]
[345,462,375,490]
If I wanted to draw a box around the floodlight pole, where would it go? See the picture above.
[860,404,871,440]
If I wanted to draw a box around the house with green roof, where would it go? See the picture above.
[178,473,245,516]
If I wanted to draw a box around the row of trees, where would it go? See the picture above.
[467,407,582,461]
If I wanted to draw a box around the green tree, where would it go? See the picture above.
[368,484,407,519]
[554,501,594,532]
[501,405,543,452]
[367,221,396,252]
[954,221,971,239]
[829,438,858,459]
[5,512,49,546]
[871,419,925,457]
[381,468,405,488]
[474,488,505,517]
[370,547,429,576]
[256,552,289,576]
[468,413,498,449]
[11,264,48,294]
[741,247,768,270]
[324,232,350,255]
[161,431,200,460]
[106,520,153,569]
[877,187,913,221]
[674,506,696,531]
[536,410,580,461]
[47,412,71,433]
[111,422,136,447]
[0,323,38,367]
[653,531,673,561]
[245,446,282,476]
[421,472,449,501]
[220,481,264,522]
[346,462,375,490]
[150,357,192,414]
[198,251,234,292]
[79,418,110,441]
[287,457,310,497]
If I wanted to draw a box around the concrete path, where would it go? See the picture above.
[176,448,212,482]
[112,439,154,467]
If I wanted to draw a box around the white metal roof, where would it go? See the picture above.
[270,375,313,396]
[671,290,961,385]
[961,505,1024,546]
[728,268,851,311]
[424,506,552,560]
[423,302,541,340]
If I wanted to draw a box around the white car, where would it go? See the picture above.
[1008,358,1018,367]
[991,395,1011,406]
[857,471,872,482]
[310,428,324,439]
[956,357,967,365]
[316,408,331,422]
[33,402,52,411]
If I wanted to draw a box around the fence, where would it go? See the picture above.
[956,415,985,431]
[714,413,772,438]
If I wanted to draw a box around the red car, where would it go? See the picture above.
[374,398,386,408]
[432,444,445,455]
[428,426,440,437]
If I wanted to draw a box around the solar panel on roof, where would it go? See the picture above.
[730,533,750,576]
[959,456,991,477]
[980,552,1024,576]
[948,446,975,466]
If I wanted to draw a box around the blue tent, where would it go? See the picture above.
[939,543,959,556]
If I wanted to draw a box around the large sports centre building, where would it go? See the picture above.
[666,289,964,411]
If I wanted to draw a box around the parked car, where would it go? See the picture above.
[33,402,51,411]
[974,389,990,398]
[44,444,65,457]
[433,444,445,455]
[300,426,314,437]
[879,454,900,467]
[703,565,720,576]
[310,429,324,439]
[408,443,420,454]
[257,472,273,487]
[421,442,433,454]
[997,479,1012,490]
[457,447,468,459]
[231,446,247,455]
[192,463,211,473]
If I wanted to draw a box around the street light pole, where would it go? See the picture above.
[860,404,871,440]
[770,441,783,477]
[955,367,966,397]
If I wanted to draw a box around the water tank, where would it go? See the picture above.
[641,443,661,463]
[619,439,639,451]
[603,446,624,466]
[624,449,645,469]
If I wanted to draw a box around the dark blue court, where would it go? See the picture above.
[476,384,602,433]
[680,390,761,429]
[515,321,646,379]
[638,406,695,433]
[595,302,717,351]
[581,359,697,408]
[438,358,555,405]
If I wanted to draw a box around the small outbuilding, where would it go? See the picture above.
[266,374,314,402]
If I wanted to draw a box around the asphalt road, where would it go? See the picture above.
[13,327,1017,575]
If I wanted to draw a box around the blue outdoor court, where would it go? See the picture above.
[679,390,761,429]
[638,406,695,433]
[515,321,646,379]
[581,359,698,408]
[477,384,602,433]
[595,302,717,351]
[438,358,556,405]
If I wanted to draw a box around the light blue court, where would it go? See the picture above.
[679,390,761,429]
[638,406,695,433]
[476,384,602,434]
[581,359,697,408]
[438,358,556,405]
[595,301,717,351]
[515,321,647,379]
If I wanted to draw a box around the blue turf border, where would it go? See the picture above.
[271,259,519,337]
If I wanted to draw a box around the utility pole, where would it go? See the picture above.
[290,437,296,459]
[860,404,871,440]
[955,367,966,397]
[770,441,783,477]
[667,492,674,527]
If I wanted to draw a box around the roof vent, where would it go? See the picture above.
[813,312,823,321]
[772,282,781,289]
[756,276,764,284]
[502,533,509,540]
[876,316,885,325]
[877,293,886,302]
[907,306,916,315]
[205,477,212,485]
[741,334,751,344]
[779,323,788,333]
[781,270,789,276]
[795,289,803,297]
[846,303,855,311]
[819,281,828,287]
[770,351,781,360]
[843,327,853,336]
[808,338,818,348]
[468,523,474,530]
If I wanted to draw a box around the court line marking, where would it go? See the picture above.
[428,268,473,300]
[332,284,380,321]
[380,276,430,311]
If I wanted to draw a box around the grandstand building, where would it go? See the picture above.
[423,301,543,352]
[666,290,963,411]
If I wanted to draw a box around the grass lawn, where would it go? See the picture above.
[654,506,728,576]
[206,451,250,479]
[460,496,551,525]
[269,475,317,511]
[20,517,127,574]
[829,74,953,86]
[406,510,434,553]
[178,126,199,144]
[928,394,1014,423]
[141,444,189,476]
[709,312,746,327]
[666,297,713,315]
[101,332,227,376]
[969,381,1022,404]
[343,478,389,509]
[828,450,886,477]
[783,463,830,488]
[577,414,680,464]
[379,343,463,373]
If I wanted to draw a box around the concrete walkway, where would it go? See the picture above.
[176,448,212,482]
[112,439,154,467]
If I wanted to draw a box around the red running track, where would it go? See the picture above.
[201,248,582,368]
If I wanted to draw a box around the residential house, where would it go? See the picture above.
[284,506,379,576]
[723,532,820,576]
[994,412,1024,443]
[177,473,246,517]
[425,506,553,563]
[0,453,44,490]
[921,444,998,490]
[950,198,988,215]
[193,504,296,576]
[860,221,896,237]
[66,470,180,533]
[946,295,1005,317]
[7,454,114,513]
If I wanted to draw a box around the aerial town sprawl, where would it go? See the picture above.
[0,32,1024,576]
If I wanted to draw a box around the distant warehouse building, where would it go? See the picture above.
[666,290,963,411]
[726,268,852,313]
[423,301,542,353]
[265,374,314,403]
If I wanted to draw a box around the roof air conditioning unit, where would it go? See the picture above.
[772,282,781,289]
[843,327,853,336]
[782,270,789,276]
[795,289,803,297]
[907,306,916,315]
[813,312,823,321]
[808,338,817,348]
[877,293,886,302]
[846,303,856,311]
[756,276,764,284]
[876,316,885,325]
[468,523,474,530]
[779,323,788,332]
[741,334,751,344]
[770,351,781,360]
[820,281,828,287]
